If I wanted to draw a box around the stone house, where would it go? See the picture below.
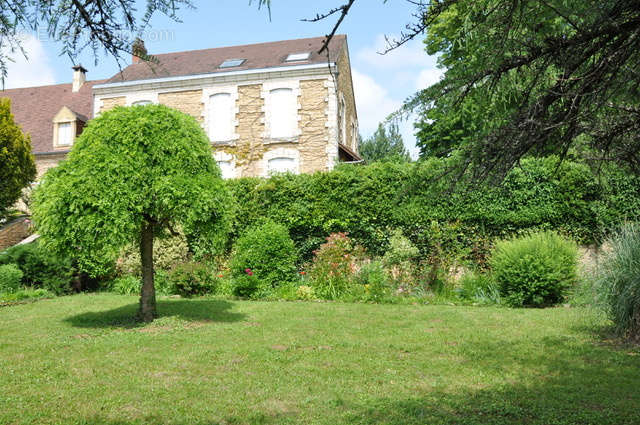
[1,35,360,180]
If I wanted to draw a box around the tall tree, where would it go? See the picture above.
[0,98,35,219]
[404,0,640,179]
[32,105,231,321]
[359,122,410,163]
[0,0,192,85]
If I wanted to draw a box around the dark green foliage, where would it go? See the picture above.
[226,156,634,263]
[169,262,218,297]
[0,98,36,218]
[359,122,410,163]
[592,224,640,341]
[490,231,578,307]
[0,242,74,295]
[230,220,297,295]
[0,264,22,293]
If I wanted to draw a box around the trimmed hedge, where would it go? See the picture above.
[226,156,640,263]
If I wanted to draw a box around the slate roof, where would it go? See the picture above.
[0,80,103,154]
[104,35,346,84]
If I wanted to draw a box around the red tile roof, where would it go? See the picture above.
[104,35,346,84]
[0,80,103,154]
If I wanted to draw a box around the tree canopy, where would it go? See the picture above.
[359,122,410,163]
[406,0,640,179]
[0,98,35,219]
[32,105,231,320]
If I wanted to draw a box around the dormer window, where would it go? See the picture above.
[219,59,245,68]
[53,106,86,149]
[285,52,310,62]
[57,123,73,146]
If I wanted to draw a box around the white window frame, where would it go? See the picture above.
[202,86,239,144]
[263,147,300,177]
[262,80,301,141]
[213,151,237,179]
[339,94,346,145]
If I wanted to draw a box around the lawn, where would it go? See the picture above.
[1,295,638,425]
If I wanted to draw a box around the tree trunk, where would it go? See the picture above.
[139,221,156,322]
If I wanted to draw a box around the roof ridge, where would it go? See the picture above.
[147,34,345,59]
[1,79,106,92]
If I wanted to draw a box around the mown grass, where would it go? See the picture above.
[1,294,638,425]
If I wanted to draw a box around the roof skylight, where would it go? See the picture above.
[219,59,246,68]
[285,52,311,62]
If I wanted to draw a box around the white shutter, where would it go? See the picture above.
[58,122,73,146]
[267,157,296,175]
[269,88,296,138]
[209,93,233,142]
[217,160,234,179]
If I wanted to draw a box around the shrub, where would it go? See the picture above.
[0,288,53,303]
[169,262,217,297]
[591,224,640,341]
[352,260,390,302]
[0,242,74,295]
[383,229,419,266]
[308,233,365,299]
[490,231,578,307]
[232,270,263,298]
[112,276,140,295]
[116,232,191,276]
[0,264,23,293]
[230,220,297,296]
[456,271,500,304]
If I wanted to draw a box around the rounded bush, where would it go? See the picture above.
[230,220,297,297]
[490,231,577,307]
[169,262,217,297]
[0,264,23,293]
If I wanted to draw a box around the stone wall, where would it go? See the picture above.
[299,79,330,173]
[157,90,204,123]
[35,153,67,179]
[99,96,126,113]
[336,43,358,153]
[233,84,266,176]
[0,217,30,251]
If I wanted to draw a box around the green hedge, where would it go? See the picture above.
[225,156,640,263]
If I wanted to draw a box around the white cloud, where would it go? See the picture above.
[356,35,438,71]
[352,68,402,136]
[3,34,56,89]
[416,68,444,90]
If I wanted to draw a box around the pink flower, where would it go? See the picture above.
[245,268,254,276]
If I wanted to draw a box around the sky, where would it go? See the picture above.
[3,0,443,158]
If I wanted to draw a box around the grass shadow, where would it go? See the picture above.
[64,298,245,329]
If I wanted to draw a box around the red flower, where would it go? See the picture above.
[245,268,254,276]
[300,271,306,275]
[217,274,224,278]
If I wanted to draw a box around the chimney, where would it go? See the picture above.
[72,65,87,93]
[132,38,147,64]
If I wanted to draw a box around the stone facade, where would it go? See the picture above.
[99,96,126,113]
[336,44,358,152]
[157,90,204,123]
[35,153,67,179]
[93,52,358,178]
[0,217,31,251]
[299,79,330,173]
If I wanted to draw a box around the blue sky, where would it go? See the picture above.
[4,0,442,157]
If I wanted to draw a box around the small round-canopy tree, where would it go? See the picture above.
[0,98,36,219]
[32,105,231,321]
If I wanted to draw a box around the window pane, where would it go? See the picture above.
[209,93,233,142]
[217,160,234,179]
[58,122,72,146]
[269,88,296,138]
[268,157,296,175]
[132,100,152,106]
